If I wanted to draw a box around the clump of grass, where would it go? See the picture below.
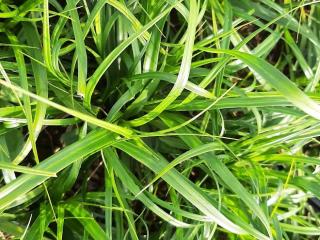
[0,0,320,239]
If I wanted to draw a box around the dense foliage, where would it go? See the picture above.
[0,0,320,239]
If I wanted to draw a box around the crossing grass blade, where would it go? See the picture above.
[129,0,199,126]
[199,48,320,120]
[84,1,179,109]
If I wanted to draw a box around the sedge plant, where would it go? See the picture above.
[0,0,320,239]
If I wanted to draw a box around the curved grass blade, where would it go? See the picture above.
[103,147,191,228]
[0,80,133,137]
[114,140,270,239]
[84,2,179,108]
[69,0,88,97]
[199,48,320,120]
[0,130,116,211]
[161,113,272,238]
[129,0,198,127]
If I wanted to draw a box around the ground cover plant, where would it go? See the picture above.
[0,0,320,239]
